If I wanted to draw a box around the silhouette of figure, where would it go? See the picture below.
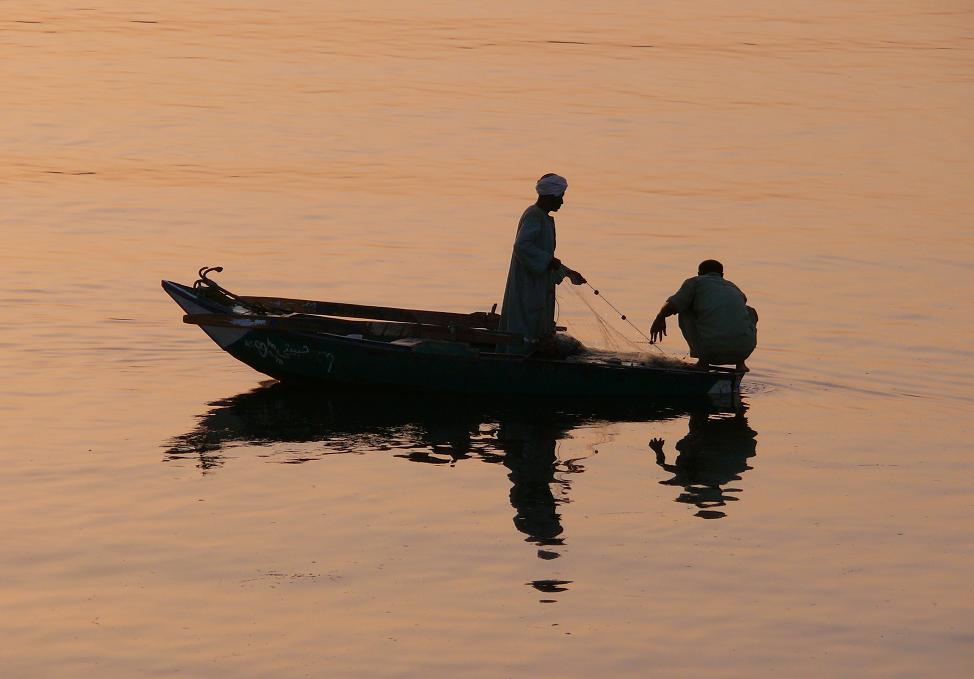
[498,173,586,354]
[496,416,569,552]
[649,409,757,519]
[649,259,758,372]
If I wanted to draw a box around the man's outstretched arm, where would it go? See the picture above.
[549,257,586,285]
[650,301,679,343]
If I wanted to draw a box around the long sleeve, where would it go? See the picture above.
[512,211,554,275]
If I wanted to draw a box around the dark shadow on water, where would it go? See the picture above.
[649,410,758,519]
[165,383,757,597]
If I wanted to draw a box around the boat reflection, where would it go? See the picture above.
[165,383,756,568]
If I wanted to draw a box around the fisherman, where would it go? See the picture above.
[649,259,758,371]
[498,173,586,354]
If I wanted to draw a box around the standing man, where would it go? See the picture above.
[649,259,758,371]
[499,173,586,354]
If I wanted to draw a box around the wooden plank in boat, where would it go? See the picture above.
[182,313,519,346]
[238,295,500,329]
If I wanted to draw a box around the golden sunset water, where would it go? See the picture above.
[2,2,972,676]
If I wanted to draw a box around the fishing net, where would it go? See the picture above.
[561,285,690,369]
[565,284,640,352]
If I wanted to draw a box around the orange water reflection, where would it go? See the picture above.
[167,384,755,527]
[165,384,759,606]
[3,1,973,675]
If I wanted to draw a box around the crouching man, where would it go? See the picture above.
[649,259,758,372]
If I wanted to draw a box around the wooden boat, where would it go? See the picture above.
[162,267,744,397]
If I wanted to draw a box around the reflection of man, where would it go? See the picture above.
[497,417,567,550]
[649,259,758,371]
[649,410,757,519]
[499,173,586,354]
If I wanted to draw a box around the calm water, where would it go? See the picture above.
[2,2,973,676]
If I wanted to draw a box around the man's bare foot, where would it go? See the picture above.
[736,362,750,373]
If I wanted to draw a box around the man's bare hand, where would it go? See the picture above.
[567,270,586,285]
[650,315,667,343]
[648,437,666,463]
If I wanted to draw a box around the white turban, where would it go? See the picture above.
[536,173,568,197]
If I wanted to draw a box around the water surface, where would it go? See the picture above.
[2,2,972,676]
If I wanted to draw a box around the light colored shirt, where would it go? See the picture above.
[667,273,756,360]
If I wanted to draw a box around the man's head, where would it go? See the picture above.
[535,173,567,212]
[698,259,724,276]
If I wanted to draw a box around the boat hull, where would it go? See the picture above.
[163,280,740,398]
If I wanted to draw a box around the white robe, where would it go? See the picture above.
[498,205,567,353]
